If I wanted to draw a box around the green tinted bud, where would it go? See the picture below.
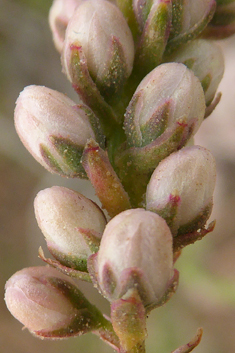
[146,145,216,235]
[34,186,107,271]
[124,63,205,148]
[166,0,216,52]
[62,0,134,100]
[165,39,224,106]
[5,267,104,338]
[203,0,235,38]
[14,85,104,178]
[96,209,174,306]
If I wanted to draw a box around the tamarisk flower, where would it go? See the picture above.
[34,186,107,272]
[14,85,104,178]
[146,145,216,236]
[4,267,105,338]
[62,0,135,100]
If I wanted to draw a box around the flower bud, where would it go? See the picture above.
[5,266,104,338]
[165,39,224,106]
[62,0,135,100]
[202,0,235,39]
[34,186,107,271]
[95,209,174,307]
[49,0,85,52]
[134,0,172,76]
[146,145,216,236]
[124,63,205,148]
[166,0,216,52]
[14,85,104,178]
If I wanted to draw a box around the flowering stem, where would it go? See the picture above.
[120,342,146,353]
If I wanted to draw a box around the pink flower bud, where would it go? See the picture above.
[14,85,104,178]
[146,145,216,235]
[5,266,102,338]
[62,0,134,99]
[165,39,224,106]
[96,209,174,306]
[49,0,85,52]
[124,63,205,148]
[34,186,107,271]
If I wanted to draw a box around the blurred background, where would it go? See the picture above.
[1,1,235,352]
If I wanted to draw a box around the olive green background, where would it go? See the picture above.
[1,1,235,352]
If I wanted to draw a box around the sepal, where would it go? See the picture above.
[172,328,203,353]
[135,0,172,77]
[133,0,154,29]
[117,116,195,175]
[173,220,216,253]
[97,35,130,101]
[39,247,92,282]
[62,43,120,134]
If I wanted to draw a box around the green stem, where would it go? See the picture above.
[120,342,146,353]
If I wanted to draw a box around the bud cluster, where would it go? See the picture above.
[5,0,231,352]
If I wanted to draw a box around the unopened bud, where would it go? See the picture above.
[167,0,216,52]
[146,145,216,235]
[14,85,104,178]
[62,0,134,100]
[202,0,235,39]
[165,39,224,106]
[49,0,84,52]
[34,186,107,271]
[5,266,104,338]
[124,63,205,148]
[95,209,174,307]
